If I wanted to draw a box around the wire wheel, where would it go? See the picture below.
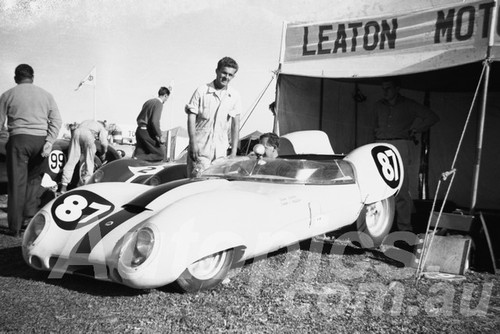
[187,251,228,280]
[176,249,234,293]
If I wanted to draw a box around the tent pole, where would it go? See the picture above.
[93,81,97,121]
[419,90,431,200]
[275,21,287,136]
[274,71,281,136]
[319,78,324,131]
[470,0,498,213]
[354,83,358,148]
[239,70,277,133]
[470,60,491,214]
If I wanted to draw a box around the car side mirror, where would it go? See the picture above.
[253,144,265,158]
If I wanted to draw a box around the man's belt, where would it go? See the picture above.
[139,126,147,130]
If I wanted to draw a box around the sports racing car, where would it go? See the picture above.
[22,136,403,292]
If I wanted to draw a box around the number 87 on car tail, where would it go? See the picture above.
[344,143,404,205]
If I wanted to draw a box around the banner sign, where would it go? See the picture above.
[282,0,500,75]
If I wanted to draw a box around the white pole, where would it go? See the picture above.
[93,67,97,121]
[470,0,498,212]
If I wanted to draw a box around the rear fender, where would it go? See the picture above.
[344,143,403,204]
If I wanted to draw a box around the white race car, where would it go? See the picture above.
[22,131,403,292]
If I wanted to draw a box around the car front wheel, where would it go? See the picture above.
[356,196,395,248]
[176,249,234,293]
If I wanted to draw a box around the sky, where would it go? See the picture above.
[0,0,324,137]
[0,0,459,137]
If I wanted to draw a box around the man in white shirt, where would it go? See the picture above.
[185,57,242,177]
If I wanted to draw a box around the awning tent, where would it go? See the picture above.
[276,0,500,211]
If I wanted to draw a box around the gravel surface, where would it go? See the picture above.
[0,207,499,333]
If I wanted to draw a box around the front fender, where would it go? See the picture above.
[117,188,280,289]
[345,143,403,204]
[119,219,248,289]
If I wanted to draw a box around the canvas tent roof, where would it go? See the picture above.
[275,0,500,211]
[240,130,263,141]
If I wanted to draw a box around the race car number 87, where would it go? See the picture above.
[376,150,399,182]
[372,146,401,189]
[51,190,114,230]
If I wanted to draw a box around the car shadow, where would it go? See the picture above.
[303,238,407,268]
[0,243,148,297]
[236,237,367,268]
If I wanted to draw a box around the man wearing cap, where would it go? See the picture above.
[0,64,62,237]
[134,86,171,162]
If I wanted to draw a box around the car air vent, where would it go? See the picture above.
[121,204,147,214]
[125,178,201,208]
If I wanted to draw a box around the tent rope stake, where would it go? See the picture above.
[415,61,488,283]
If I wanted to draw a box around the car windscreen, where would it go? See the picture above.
[201,157,355,185]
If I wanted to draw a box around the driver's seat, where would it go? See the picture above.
[278,130,335,156]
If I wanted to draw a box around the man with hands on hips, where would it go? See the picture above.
[0,64,62,237]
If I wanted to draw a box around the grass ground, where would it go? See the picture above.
[1,207,498,333]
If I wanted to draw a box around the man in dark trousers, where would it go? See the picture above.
[373,77,439,233]
[133,86,171,161]
[0,64,62,237]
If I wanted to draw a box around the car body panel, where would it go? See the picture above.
[344,143,404,203]
[117,181,363,288]
[87,158,187,185]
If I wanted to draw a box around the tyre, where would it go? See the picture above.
[356,196,395,248]
[75,156,102,186]
[176,249,234,293]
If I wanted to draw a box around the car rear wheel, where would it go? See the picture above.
[76,156,103,186]
[176,249,234,293]
[356,196,395,248]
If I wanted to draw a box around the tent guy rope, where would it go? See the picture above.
[415,61,488,283]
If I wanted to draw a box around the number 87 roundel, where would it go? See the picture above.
[371,145,402,189]
[51,190,114,231]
